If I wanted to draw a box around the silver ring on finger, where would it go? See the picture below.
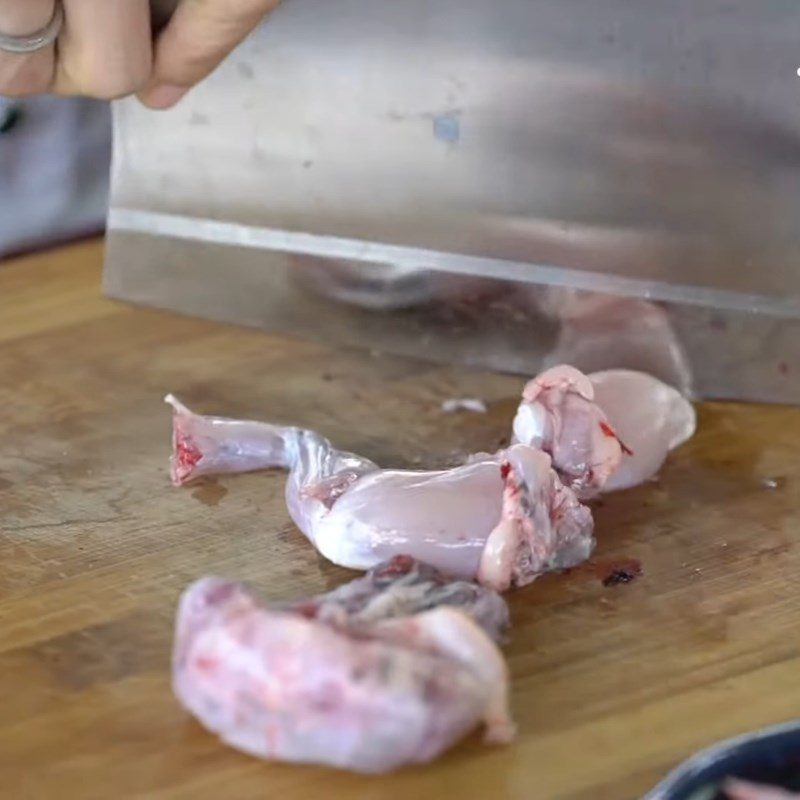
[0,2,64,54]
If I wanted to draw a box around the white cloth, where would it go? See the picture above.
[0,95,111,257]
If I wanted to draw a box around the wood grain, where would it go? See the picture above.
[1,240,799,800]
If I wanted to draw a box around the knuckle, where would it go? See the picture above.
[89,63,152,101]
[87,76,142,101]
[154,41,219,87]
[57,58,152,101]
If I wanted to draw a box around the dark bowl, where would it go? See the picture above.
[645,720,800,799]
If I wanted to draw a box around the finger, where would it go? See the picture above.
[53,0,152,100]
[139,0,280,109]
[0,0,56,96]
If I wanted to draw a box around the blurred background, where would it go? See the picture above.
[0,96,110,257]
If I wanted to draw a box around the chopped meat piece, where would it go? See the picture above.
[477,446,593,591]
[164,394,378,487]
[165,364,691,588]
[587,369,696,492]
[512,364,625,496]
[166,395,593,590]
[173,561,514,773]
[512,365,695,495]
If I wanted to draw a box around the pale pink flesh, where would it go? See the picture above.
[512,364,625,496]
[165,364,691,586]
[478,447,593,591]
[165,364,698,772]
[165,394,376,487]
[369,609,515,745]
[166,395,592,589]
[173,564,513,773]
[587,369,696,491]
[511,365,696,495]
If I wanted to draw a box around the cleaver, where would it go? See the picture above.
[105,0,800,403]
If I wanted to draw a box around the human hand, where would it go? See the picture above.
[0,0,281,108]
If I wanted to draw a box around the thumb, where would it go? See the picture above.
[139,0,280,109]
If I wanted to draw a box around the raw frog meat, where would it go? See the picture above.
[512,365,695,495]
[173,556,514,773]
[165,364,694,590]
[166,394,594,591]
[511,364,627,496]
[588,369,696,492]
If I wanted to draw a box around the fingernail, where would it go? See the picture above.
[142,84,188,110]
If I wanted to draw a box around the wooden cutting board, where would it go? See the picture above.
[1,240,799,800]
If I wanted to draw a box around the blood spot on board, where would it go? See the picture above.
[599,558,643,587]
